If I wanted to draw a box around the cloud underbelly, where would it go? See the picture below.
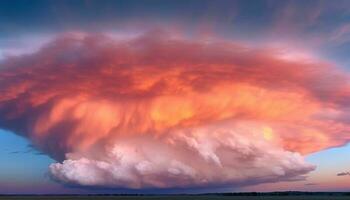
[50,120,315,188]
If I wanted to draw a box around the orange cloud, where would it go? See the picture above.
[0,31,349,188]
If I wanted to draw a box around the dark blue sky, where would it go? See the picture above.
[1,0,350,66]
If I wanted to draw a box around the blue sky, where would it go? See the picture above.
[0,130,54,193]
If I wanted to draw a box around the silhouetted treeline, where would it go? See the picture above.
[207,192,350,196]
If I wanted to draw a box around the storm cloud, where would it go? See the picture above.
[0,31,350,188]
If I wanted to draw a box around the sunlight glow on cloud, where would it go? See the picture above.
[0,30,349,189]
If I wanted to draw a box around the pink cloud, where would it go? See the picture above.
[0,31,349,188]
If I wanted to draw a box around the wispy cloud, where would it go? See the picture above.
[337,172,350,176]
[8,145,45,155]
[305,183,318,186]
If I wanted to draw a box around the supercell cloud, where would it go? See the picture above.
[0,31,350,189]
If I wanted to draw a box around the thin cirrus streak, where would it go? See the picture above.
[0,30,349,189]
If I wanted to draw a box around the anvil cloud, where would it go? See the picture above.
[0,31,349,189]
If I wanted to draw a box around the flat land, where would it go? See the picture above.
[1,196,350,200]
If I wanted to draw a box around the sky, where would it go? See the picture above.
[0,0,350,194]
